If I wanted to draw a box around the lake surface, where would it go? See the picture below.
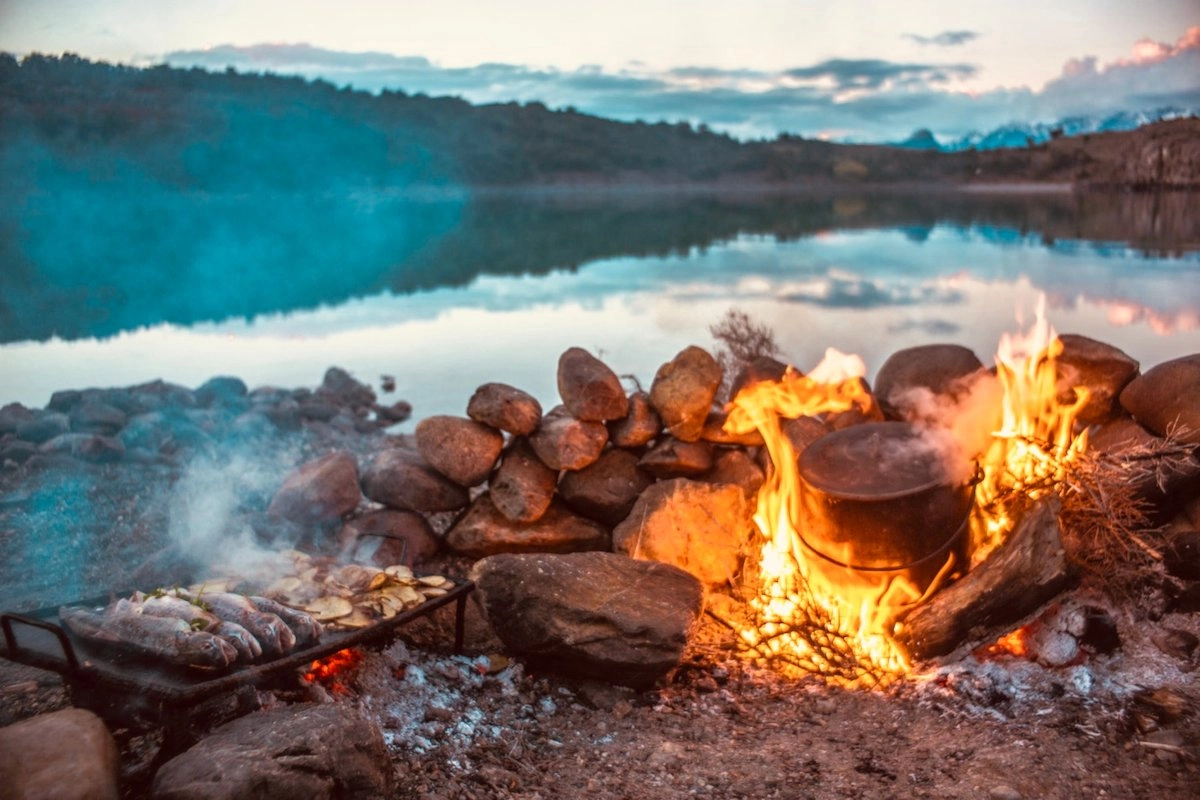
[3,188,1199,422]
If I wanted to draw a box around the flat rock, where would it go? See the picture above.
[873,343,984,420]
[490,438,559,523]
[361,447,469,512]
[0,708,119,800]
[415,414,504,487]
[151,704,392,800]
[16,410,70,443]
[557,347,629,421]
[339,508,439,567]
[612,478,750,586]
[607,391,661,448]
[1120,353,1200,444]
[528,405,608,471]
[467,382,543,436]
[470,551,704,688]
[650,346,723,442]
[445,495,610,558]
[558,448,654,525]
[638,437,714,478]
[1055,334,1140,426]
[268,451,362,523]
[69,400,127,435]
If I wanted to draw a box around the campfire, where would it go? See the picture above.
[725,299,1099,687]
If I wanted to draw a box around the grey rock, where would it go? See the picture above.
[415,414,504,487]
[361,447,470,512]
[16,410,70,443]
[0,402,35,435]
[151,704,392,800]
[446,495,610,558]
[39,432,126,463]
[195,376,248,407]
[69,400,127,435]
[471,551,703,688]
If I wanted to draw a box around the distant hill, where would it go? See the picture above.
[2,53,1198,190]
[895,108,1195,152]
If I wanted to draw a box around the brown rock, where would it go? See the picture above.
[467,382,543,436]
[826,378,885,430]
[470,551,703,689]
[608,391,661,448]
[491,439,559,523]
[1088,418,1200,521]
[267,451,362,523]
[1055,334,1139,426]
[315,366,376,409]
[151,704,393,800]
[638,437,714,479]
[729,356,790,400]
[873,344,985,421]
[445,495,611,558]
[558,347,629,421]
[558,449,655,525]
[528,405,608,471]
[781,415,832,458]
[0,708,119,800]
[650,346,723,442]
[415,414,504,487]
[338,509,439,567]
[1164,530,1200,581]
[1119,353,1200,444]
[612,478,750,586]
[361,448,469,512]
[700,409,764,446]
[701,448,766,502]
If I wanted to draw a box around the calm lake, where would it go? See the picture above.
[3,188,1199,421]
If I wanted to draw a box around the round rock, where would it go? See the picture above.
[415,414,504,487]
[557,347,629,421]
[650,346,723,442]
[467,382,543,436]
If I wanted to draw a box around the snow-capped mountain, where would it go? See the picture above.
[893,107,1194,151]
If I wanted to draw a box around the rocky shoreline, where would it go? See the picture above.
[2,339,1200,798]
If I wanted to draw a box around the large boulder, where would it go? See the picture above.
[151,704,392,800]
[470,551,704,688]
[361,448,469,512]
[557,347,629,421]
[528,406,608,471]
[490,438,559,523]
[338,509,439,567]
[638,437,714,479]
[873,344,984,421]
[1055,334,1139,426]
[467,382,543,436]
[650,346,723,442]
[612,479,750,586]
[415,415,504,487]
[1120,353,1200,444]
[445,496,610,558]
[558,448,654,525]
[0,708,119,800]
[268,451,362,523]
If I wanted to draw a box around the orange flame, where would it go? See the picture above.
[727,298,1089,687]
[304,648,364,694]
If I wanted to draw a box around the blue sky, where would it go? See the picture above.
[1,1,1197,141]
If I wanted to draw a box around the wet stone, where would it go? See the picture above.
[608,390,661,449]
[650,346,723,442]
[467,382,543,436]
[415,414,504,487]
[528,405,608,471]
[557,346,629,421]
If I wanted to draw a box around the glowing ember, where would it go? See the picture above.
[304,648,364,694]
[726,299,1090,688]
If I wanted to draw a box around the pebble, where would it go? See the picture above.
[989,784,1023,800]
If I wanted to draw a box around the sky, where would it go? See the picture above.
[1,0,1198,141]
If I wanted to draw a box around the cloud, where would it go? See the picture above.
[904,30,980,47]
[162,29,1200,143]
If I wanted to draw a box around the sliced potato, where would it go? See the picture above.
[384,565,414,581]
[306,596,354,621]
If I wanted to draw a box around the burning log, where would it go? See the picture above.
[896,497,1074,660]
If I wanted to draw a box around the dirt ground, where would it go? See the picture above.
[1,422,1197,799]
